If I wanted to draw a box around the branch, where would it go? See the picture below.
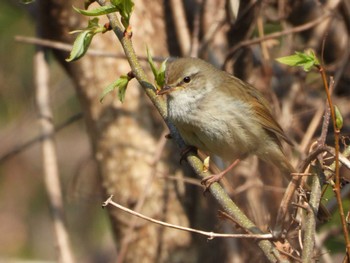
[223,11,333,69]
[15,35,165,62]
[301,162,323,263]
[318,65,350,259]
[103,196,274,240]
[95,1,286,261]
[34,45,75,262]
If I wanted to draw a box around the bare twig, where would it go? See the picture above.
[34,45,75,262]
[15,35,165,62]
[318,65,350,259]
[103,195,274,240]
[223,11,332,69]
[299,103,325,154]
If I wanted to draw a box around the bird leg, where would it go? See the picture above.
[201,159,240,190]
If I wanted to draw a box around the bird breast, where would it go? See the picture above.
[167,87,267,161]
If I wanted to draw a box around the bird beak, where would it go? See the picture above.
[156,85,175,95]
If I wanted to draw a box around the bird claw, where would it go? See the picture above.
[201,173,225,192]
[179,146,197,164]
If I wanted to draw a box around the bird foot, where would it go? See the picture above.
[201,172,226,191]
[201,159,240,192]
[179,146,197,164]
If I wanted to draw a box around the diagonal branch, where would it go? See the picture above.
[95,1,287,261]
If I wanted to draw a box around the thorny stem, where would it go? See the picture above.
[318,65,350,260]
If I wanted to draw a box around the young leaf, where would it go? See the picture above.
[110,0,134,28]
[99,76,129,103]
[146,48,167,89]
[66,30,93,62]
[334,105,343,130]
[66,18,107,62]
[73,5,118,16]
[118,76,129,102]
[147,48,158,79]
[276,49,320,72]
[156,58,168,88]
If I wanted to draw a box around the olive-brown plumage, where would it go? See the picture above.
[160,57,294,176]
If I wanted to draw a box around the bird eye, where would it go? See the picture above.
[183,76,191,83]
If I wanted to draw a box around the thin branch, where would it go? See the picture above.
[299,103,325,154]
[103,196,274,240]
[318,65,350,259]
[302,163,323,263]
[15,35,165,62]
[34,45,75,262]
[223,11,333,69]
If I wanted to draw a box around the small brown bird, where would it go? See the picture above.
[157,57,330,232]
[158,57,294,184]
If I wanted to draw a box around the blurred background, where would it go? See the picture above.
[1,0,350,262]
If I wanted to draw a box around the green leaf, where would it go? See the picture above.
[276,54,303,67]
[110,0,134,28]
[334,105,343,130]
[147,48,158,79]
[66,30,94,62]
[276,49,320,72]
[155,58,167,88]
[99,76,129,103]
[66,18,108,62]
[73,5,118,16]
[87,17,100,27]
[146,48,167,89]
[118,77,129,102]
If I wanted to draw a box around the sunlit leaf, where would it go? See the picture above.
[73,5,118,16]
[146,48,167,90]
[155,58,167,88]
[99,76,129,103]
[334,105,343,130]
[118,76,129,102]
[276,49,320,72]
[66,18,108,62]
[147,48,158,79]
[65,30,93,62]
[110,0,134,28]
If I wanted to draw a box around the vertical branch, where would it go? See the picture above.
[318,66,350,259]
[301,163,322,263]
[34,28,75,263]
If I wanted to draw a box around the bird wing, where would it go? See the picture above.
[223,74,293,147]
